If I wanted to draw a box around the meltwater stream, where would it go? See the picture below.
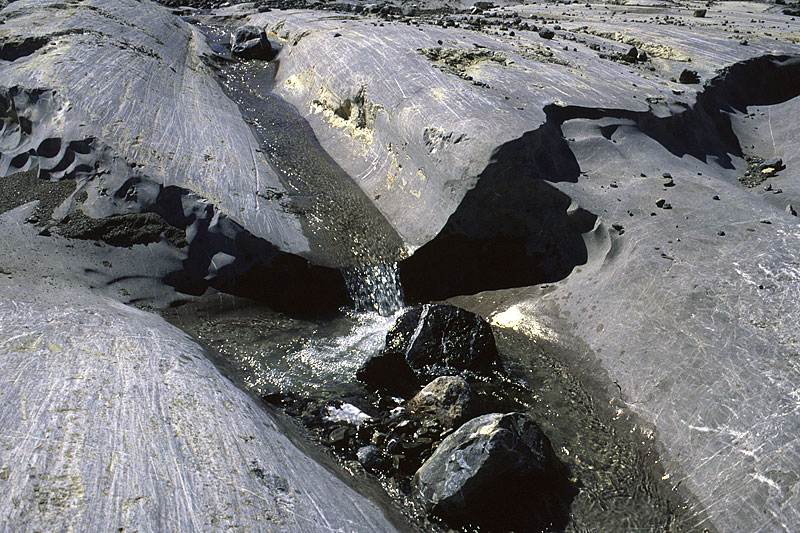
[165,21,699,532]
[342,263,404,316]
[168,265,696,532]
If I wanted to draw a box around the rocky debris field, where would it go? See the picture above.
[2,0,800,531]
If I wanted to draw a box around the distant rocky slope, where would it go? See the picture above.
[2,0,800,531]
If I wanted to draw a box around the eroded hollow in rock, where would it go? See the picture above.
[0,36,48,61]
[400,130,596,302]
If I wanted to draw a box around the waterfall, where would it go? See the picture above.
[343,263,404,316]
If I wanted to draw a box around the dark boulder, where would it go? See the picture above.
[538,28,555,39]
[356,348,419,396]
[679,68,700,84]
[389,304,499,375]
[759,158,785,172]
[414,412,574,530]
[407,376,481,429]
[357,304,499,394]
[230,25,273,60]
[357,445,389,472]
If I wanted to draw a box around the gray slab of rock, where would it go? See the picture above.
[407,376,480,429]
[231,24,273,59]
[0,199,401,531]
[0,0,308,258]
[0,205,401,531]
[414,412,571,529]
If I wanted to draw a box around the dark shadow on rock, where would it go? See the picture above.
[400,153,596,302]
[0,36,48,62]
[154,186,350,318]
[545,54,800,170]
[400,55,800,303]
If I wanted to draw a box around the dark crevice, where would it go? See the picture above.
[150,186,350,318]
[0,35,48,61]
[544,55,800,170]
[400,54,800,303]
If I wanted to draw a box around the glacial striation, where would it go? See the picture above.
[2,0,800,531]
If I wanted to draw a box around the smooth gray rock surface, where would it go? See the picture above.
[2,0,800,531]
[241,4,800,531]
[0,205,401,532]
[0,0,307,255]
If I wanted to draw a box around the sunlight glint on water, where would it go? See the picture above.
[343,262,405,316]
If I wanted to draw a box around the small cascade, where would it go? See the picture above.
[342,263,404,316]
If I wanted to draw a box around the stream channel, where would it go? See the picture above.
[165,22,703,533]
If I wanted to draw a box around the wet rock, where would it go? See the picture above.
[357,445,389,472]
[358,304,499,394]
[327,425,353,449]
[356,348,419,396]
[679,68,700,84]
[390,304,499,375]
[407,376,481,429]
[414,412,572,529]
[230,25,273,60]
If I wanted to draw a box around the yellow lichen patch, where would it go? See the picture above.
[385,147,401,190]
[430,88,449,100]
[580,28,692,62]
[308,84,381,149]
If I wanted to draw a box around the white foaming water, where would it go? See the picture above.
[287,309,401,393]
[342,263,404,316]
[324,403,372,426]
[228,309,402,397]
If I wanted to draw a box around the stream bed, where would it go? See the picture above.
[166,290,700,532]
[167,19,704,533]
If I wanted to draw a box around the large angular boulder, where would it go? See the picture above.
[414,412,573,530]
[230,25,273,60]
[357,304,499,394]
[407,376,481,430]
